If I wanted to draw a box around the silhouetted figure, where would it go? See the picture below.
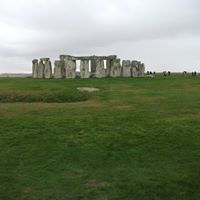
[153,72,156,75]
[163,71,167,76]
[194,71,197,76]
[183,71,187,77]
[168,71,171,76]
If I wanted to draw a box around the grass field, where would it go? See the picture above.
[0,76,199,200]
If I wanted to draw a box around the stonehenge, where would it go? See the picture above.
[110,59,121,77]
[38,60,45,78]
[54,60,65,79]
[32,59,38,78]
[32,55,145,79]
[80,60,90,78]
[122,60,132,77]
[32,58,52,79]
[64,57,76,79]
[44,60,52,79]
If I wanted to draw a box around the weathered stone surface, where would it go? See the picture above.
[65,58,76,79]
[77,55,117,60]
[107,55,117,60]
[138,63,145,77]
[122,60,131,77]
[60,55,117,61]
[106,59,111,77]
[32,55,145,79]
[32,59,38,78]
[54,60,65,79]
[90,59,97,74]
[131,61,139,77]
[96,59,106,78]
[60,55,76,61]
[80,60,90,78]
[54,60,66,79]
[44,60,52,79]
[40,58,50,62]
[110,59,121,77]
[38,60,45,78]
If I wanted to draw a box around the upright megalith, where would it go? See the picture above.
[91,59,97,76]
[38,60,45,78]
[44,59,52,79]
[96,59,106,78]
[54,60,65,79]
[122,60,132,77]
[138,63,145,77]
[106,59,111,77]
[32,59,38,78]
[80,60,90,78]
[110,59,121,77]
[106,55,118,77]
[64,57,76,79]
[131,61,139,77]
[32,54,145,79]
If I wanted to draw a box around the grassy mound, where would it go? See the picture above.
[0,78,91,103]
[0,91,90,103]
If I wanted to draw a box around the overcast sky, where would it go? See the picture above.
[0,0,200,73]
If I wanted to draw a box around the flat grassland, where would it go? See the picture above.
[0,76,199,200]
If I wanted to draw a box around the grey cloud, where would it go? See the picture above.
[0,0,200,73]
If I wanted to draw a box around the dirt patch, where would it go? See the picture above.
[86,179,108,187]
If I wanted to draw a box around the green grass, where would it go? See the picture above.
[0,76,199,200]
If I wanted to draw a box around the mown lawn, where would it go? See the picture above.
[0,76,199,200]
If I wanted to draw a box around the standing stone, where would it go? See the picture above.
[138,63,145,77]
[122,60,132,77]
[38,60,45,78]
[106,56,118,77]
[110,59,121,77]
[32,59,38,78]
[44,60,52,79]
[106,59,111,77]
[65,58,76,79]
[90,59,97,76]
[96,59,106,78]
[54,60,66,79]
[80,60,90,78]
[131,61,139,77]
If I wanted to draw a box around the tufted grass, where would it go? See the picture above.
[0,76,200,200]
[0,78,90,103]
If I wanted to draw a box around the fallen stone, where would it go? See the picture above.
[77,87,100,92]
